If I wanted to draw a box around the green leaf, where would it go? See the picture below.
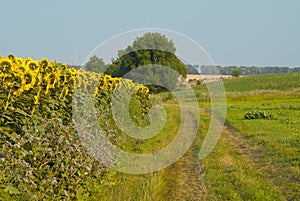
[15,108,30,117]
[36,125,45,134]
[4,185,21,195]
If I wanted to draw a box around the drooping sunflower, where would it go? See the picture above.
[7,54,15,61]
[39,58,49,69]
[26,60,38,71]
[15,57,24,65]
[23,70,37,91]
[53,68,62,87]
[0,58,13,74]
[12,71,26,96]
[45,72,57,94]
[12,65,26,73]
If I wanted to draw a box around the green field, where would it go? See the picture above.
[224,72,300,91]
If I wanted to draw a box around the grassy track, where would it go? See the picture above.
[102,103,207,200]
[202,110,289,200]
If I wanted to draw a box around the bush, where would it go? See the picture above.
[231,69,241,77]
[244,111,277,120]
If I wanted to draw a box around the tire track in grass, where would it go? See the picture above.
[163,143,207,201]
[222,124,300,201]
[162,104,207,200]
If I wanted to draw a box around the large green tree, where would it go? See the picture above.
[106,33,186,77]
[84,55,106,73]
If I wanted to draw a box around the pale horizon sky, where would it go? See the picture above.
[0,0,299,67]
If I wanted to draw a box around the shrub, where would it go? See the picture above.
[244,111,277,120]
[231,69,241,77]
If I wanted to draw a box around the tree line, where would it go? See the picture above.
[82,32,299,78]
[196,65,300,75]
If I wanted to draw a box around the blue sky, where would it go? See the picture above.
[0,0,299,66]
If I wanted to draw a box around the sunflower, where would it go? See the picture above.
[12,72,26,96]
[44,72,57,94]
[25,57,33,65]
[39,58,49,69]
[67,68,77,86]
[13,66,26,73]
[15,57,24,65]
[23,70,37,91]
[34,73,43,87]
[7,54,15,61]
[68,67,77,76]
[27,60,38,70]
[109,77,120,91]
[61,63,68,70]
[0,58,12,74]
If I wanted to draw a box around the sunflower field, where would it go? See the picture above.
[0,55,151,200]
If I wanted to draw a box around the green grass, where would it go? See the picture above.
[196,73,300,200]
[194,72,300,93]
[224,72,300,91]
[3,73,299,200]
[224,94,300,199]
[108,73,300,200]
[199,108,285,200]
[102,98,206,200]
[101,172,167,201]
[100,103,182,200]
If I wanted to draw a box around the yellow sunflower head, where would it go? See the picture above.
[0,59,13,74]
[61,63,68,70]
[12,72,26,96]
[8,54,15,61]
[39,58,49,69]
[46,72,57,89]
[27,61,38,70]
[15,57,24,65]
[23,71,37,91]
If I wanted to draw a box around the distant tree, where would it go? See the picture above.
[84,55,106,73]
[105,32,187,92]
[231,69,241,77]
[106,33,186,77]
